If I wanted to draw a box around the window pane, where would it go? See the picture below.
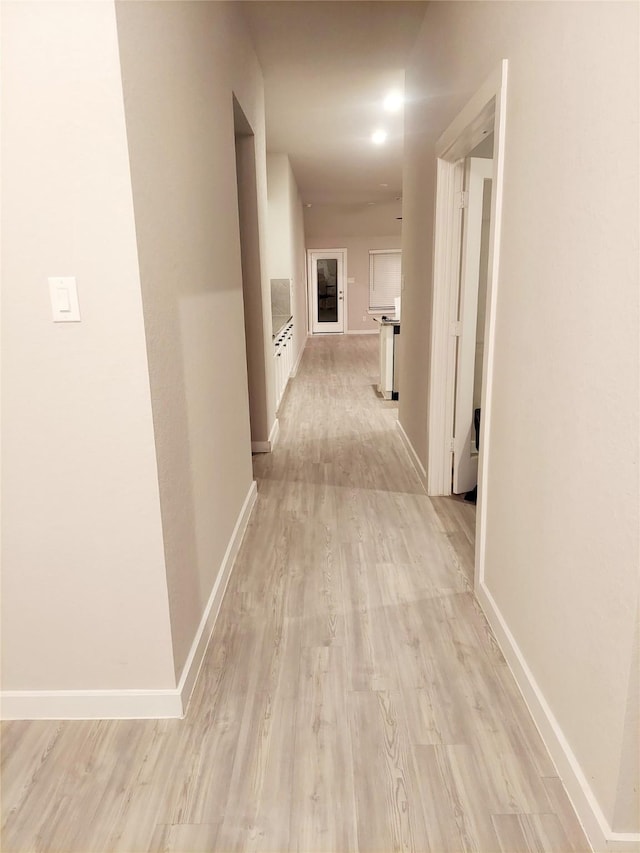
[317,259,338,323]
[370,251,401,310]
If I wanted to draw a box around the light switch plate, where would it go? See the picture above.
[49,276,81,322]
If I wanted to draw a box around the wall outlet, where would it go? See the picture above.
[362,315,367,322]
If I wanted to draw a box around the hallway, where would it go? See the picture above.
[1,335,589,852]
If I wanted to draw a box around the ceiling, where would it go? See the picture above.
[242,1,428,206]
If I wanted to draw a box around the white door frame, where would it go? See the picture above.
[307,248,348,334]
[452,156,494,494]
[426,60,508,589]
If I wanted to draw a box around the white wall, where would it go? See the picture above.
[304,200,402,240]
[1,1,175,693]
[2,0,276,715]
[266,154,307,368]
[399,0,639,844]
[236,127,271,446]
[266,155,293,283]
[115,0,269,682]
[305,203,402,333]
[291,173,307,358]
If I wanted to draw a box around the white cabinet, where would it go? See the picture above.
[274,321,294,409]
[378,319,400,400]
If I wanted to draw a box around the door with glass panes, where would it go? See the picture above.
[308,250,345,334]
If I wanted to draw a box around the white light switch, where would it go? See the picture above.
[49,276,81,322]
[56,287,71,312]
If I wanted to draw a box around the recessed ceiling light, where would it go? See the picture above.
[371,129,387,145]
[383,91,403,113]
[379,183,389,187]
[305,203,312,208]
[368,202,376,206]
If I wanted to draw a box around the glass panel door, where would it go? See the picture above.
[308,250,345,334]
[316,258,338,323]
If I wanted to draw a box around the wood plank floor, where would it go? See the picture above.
[1,334,590,852]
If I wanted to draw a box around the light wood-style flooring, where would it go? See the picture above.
[1,334,589,852]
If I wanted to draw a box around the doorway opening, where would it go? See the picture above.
[426,60,508,590]
[233,96,271,452]
[452,149,493,499]
[307,249,347,334]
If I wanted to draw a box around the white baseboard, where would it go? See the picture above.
[0,480,258,722]
[347,328,378,335]
[0,688,183,720]
[251,419,280,454]
[396,419,427,492]
[177,479,258,714]
[268,418,280,450]
[291,337,307,377]
[478,582,640,853]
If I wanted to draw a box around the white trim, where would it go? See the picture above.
[0,688,183,721]
[178,479,258,715]
[1,480,258,721]
[436,67,502,159]
[396,419,427,492]
[346,329,378,335]
[478,582,640,853]
[291,336,307,378]
[427,157,464,496]
[251,418,280,454]
[474,61,508,593]
[268,417,280,449]
[427,60,508,505]
[452,157,493,494]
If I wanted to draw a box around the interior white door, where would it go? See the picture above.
[308,250,345,334]
[452,157,493,494]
